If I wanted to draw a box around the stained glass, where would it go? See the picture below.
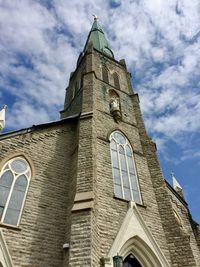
[120,153,127,171]
[0,171,13,186]
[4,209,20,225]
[113,168,121,185]
[125,145,132,156]
[124,187,131,200]
[0,157,30,226]
[114,132,126,144]
[110,139,117,151]
[0,171,13,206]
[127,157,135,174]
[111,150,119,168]
[4,176,27,225]
[114,184,123,198]
[122,171,129,187]
[11,159,28,173]
[132,190,141,204]
[110,131,141,204]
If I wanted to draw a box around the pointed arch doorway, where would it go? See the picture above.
[123,254,142,267]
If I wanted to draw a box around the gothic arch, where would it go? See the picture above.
[105,202,170,267]
[109,131,142,203]
[119,236,162,267]
[107,129,133,150]
[0,154,33,226]
[108,89,119,99]
[0,152,35,179]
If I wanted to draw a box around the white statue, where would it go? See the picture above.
[110,99,120,113]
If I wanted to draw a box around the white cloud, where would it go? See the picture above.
[0,0,200,164]
[6,101,50,129]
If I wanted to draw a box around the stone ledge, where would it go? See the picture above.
[72,191,94,211]
[72,200,94,211]
[0,223,21,231]
[74,191,94,202]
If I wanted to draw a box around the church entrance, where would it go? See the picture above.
[123,254,142,267]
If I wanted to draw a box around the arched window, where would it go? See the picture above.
[109,131,142,204]
[102,66,109,83]
[113,72,120,89]
[123,254,142,267]
[0,157,31,226]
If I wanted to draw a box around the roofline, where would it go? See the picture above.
[0,114,80,141]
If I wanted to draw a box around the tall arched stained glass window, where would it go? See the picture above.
[110,131,142,204]
[0,157,31,226]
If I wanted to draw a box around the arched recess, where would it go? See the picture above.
[113,72,120,89]
[102,65,109,83]
[108,89,121,121]
[119,236,163,267]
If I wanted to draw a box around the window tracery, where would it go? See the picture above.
[109,131,142,204]
[0,157,31,226]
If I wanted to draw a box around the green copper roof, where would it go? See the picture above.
[84,18,114,58]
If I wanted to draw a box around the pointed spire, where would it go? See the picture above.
[83,16,114,58]
[0,105,7,133]
[171,172,182,190]
[171,172,185,199]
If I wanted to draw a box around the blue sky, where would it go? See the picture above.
[0,0,199,222]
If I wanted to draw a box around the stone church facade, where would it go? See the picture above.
[0,18,200,267]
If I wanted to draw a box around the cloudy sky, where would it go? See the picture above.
[0,0,199,221]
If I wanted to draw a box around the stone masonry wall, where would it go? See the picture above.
[0,122,77,267]
[132,93,199,266]
[92,50,172,265]
[167,187,200,265]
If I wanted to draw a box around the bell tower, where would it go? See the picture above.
[60,18,200,267]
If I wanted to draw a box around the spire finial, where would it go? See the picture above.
[92,14,99,20]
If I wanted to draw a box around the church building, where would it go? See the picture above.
[0,17,200,267]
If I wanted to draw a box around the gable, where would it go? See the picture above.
[104,202,170,267]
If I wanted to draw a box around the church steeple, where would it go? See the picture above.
[84,16,114,58]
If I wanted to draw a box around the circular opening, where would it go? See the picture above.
[10,158,28,174]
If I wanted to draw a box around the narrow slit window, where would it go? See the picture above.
[109,131,142,204]
[0,157,31,226]
[113,72,120,89]
[102,66,109,83]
